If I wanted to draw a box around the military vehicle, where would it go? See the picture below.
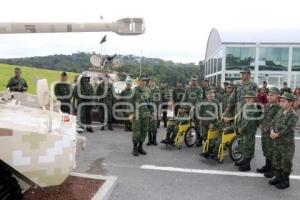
[0,18,145,199]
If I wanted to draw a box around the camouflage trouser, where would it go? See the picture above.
[132,117,149,144]
[123,112,132,130]
[273,141,295,175]
[201,123,209,141]
[261,130,273,160]
[148,118,158,142]
[211,134,222,154]
[165,124,179,141]
[193,114,202,142]
[241,129,256,159]
[79,104,92,127]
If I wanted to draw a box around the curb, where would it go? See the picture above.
[71,172,118,200]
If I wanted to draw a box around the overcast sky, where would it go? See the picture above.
[0,0,299,63]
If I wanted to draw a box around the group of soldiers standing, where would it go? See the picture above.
[6,66,299,190]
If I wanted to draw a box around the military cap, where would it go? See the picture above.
[223,81,229,85]
[126,79,133,84]
[280,92,297,101]
[226,82,234,88]
[191,75,198,81]
[138,75,147,81]
[244,90,256,98]
[61,71,67,76]
[240,67,251,74]
[206,88,215,94]
[268,87,280,94]
[81,71,92,78]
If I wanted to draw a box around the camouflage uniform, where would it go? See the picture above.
[6,77,28,92]
[198,98,220,141]
[181,77,203,145]
[162,111,189,144]
[257,88,281,176]
[96,82,116,130]
[120,86,133,131]
[132,84,151,155]
[172,86,185,116]
[227,68,258,114]
[147,85,161,145]
[270,93,298,189]
[54,82,72,114]
[160,84,170,127]
[235,91,261,171]
[73,75,94,132]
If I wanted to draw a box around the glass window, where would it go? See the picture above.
[292,48,300,71]
[226,47,255,70]
[291,74,300,89]
[217,57,222,71]
[259,47,288,71]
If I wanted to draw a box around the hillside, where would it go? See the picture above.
[0,63,78,94]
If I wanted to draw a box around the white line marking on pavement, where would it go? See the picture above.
[141,165,300,180]
[255,135,300,140]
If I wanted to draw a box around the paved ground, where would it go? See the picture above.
[76,125,300,200]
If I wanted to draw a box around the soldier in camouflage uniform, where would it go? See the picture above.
[73,72,94,132]
[226,67,258,115]
[256,87,281,178]
[146,78,161,145]
[160,81,170,128]
[6,67,28,92]
[235,91,261,171]
[269,92,298,189]
[120,79,134,131]
[182,75,203,146]
[96,80,116,131]
[202,79,209,101]
[221,82,234,115]
[130,76,151,156]
[54,72,72,114]
[172,81,185,116]
[198,89,220,144]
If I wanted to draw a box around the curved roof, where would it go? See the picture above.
[205,28,300,59]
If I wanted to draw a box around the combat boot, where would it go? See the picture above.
[147,133,152,146]
[276,173,290,189]
[132,144,139,157]
[238,158,251,172]
[235,157,245,166]
[269,170,281,185]
[86,127,94,133]
[264,164,274,178]
[195,137,203,147]
[257,159,271,173]
[108,123,114,131]
[137,143,147,155]
[152,133,158,146]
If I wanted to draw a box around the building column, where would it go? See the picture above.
[287,46,293,88]
[221,46,226,85]
[254,43,260,83]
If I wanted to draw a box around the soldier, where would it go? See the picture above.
[269,92,298,189]
[256,87,281,178]
[54,72,72,114]
[130,76,151,156]
[96,80,116,131]
[6,67,28,92]
[147,78,161,145]
[280,82,292,95]
[235,91,261,171]
[182,75,203,146]
[202,79,209,100]
[120,79,134,131]
[161,106,189,144]
[73,72,94,133]
[226,67,258,115]
[222,82,234,115]
[160,81,170,128]
[198,89,220,143]
[172,81,185,116]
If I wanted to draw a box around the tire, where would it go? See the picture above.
[0,162,23,200]
[229,135,242,161]
[184,126,197,147]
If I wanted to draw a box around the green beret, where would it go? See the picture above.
[280,92,296,101]
[268,87,280,95]
[244,90,256,98]
[240,67,251,74]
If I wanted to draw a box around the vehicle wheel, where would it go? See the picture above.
[184,126,197,147]
[229,135,242,161]
[0,162,23,200]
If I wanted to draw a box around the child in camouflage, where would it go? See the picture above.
[269,92,299,189]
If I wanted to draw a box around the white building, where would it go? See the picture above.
[204,28,300,89]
